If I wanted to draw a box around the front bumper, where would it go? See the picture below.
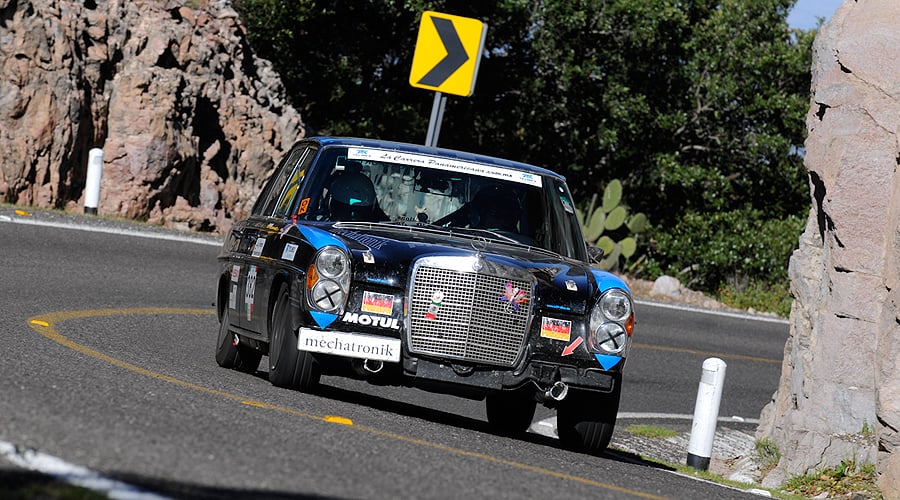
[402,355,616,394]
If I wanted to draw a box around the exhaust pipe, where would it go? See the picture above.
[363,359,383,374]
[545,381,568,401]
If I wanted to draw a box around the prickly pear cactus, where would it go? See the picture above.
[576,179,649,272]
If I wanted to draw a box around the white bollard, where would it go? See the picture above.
[686,357,727,470]
[84,148,103,215]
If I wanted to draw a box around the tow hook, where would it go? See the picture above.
[545,381,568,401]
[363,359,384,374]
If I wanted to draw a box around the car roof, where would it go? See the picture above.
[303,136,566,182]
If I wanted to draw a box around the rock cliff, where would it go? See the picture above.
[0,0,304,232]
[756,0,900,496]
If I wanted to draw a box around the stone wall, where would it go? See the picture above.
[0,0,304,232]
[756,0,900,496]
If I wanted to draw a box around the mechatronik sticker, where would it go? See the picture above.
[362,291,394,316]
[540,317,572,341]
[298,329,401,362]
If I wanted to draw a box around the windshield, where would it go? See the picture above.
[301,146,587,260]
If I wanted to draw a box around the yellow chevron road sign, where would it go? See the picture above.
[409,11,487,97]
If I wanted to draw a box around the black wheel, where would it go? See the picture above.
[485,388,537,436]
[557,385,621,455]
[268,285,319,391]
[215,308,261,373]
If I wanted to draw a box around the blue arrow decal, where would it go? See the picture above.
[591,269,632,295]
[594,354,623,370]
[310,311,338,329]
[299,226,347,251]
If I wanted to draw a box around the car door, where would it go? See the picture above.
[240,144,317,335]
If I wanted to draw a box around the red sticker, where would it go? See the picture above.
[562,336,583,357]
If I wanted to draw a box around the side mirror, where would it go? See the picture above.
[588,246,605,264]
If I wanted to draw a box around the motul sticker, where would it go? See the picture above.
[362,291,394,316]
[342,312,400,330]
[540,317,572,342]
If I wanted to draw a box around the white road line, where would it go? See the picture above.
[615,412,760,424]
[0,215,222,246]
[533,412,759,434]
[0,440,169,499]
[634,298,790,325]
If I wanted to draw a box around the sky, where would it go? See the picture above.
[787,0,844,30]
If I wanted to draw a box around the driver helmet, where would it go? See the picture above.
[328,170,378,221]
[471,185,520,231]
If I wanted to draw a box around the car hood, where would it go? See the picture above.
[312,222,629,314]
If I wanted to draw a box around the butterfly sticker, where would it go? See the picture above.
[500,282,528,313]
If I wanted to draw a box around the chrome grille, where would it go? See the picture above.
[408,264,532,366]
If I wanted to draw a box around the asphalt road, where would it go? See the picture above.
[0,207,788,499]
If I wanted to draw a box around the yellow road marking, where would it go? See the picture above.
[27,308,667,500]
[324,416,354,426]
[633,342,780,364]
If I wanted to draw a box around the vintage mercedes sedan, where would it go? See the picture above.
[215,136,635,454]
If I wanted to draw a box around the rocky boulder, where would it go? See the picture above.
[0,0,304,232]
[756,0,900,495]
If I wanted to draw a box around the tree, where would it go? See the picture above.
[234,0,814,296]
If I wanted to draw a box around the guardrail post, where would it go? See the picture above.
[84,148,103,215]
[687,357,727,470]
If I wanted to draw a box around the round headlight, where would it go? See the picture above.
[590,322,628,354]
[600,289,632,323]
[310,280,344,312]
[316,247,349,280]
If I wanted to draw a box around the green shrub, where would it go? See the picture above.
[783,460,880,499]
[643,208,804,294]
[755,438,781,476]
[717,279,793,318]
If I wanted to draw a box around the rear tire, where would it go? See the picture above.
[557,384,621,455]
[485,388,537,436]
[268,285,319,391]
[215,308,261,373]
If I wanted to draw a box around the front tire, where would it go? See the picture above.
[215,308,261,373]
[485,388,537,436]
[268,284,319,391]
[557,384,621,455]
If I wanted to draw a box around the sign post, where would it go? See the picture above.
[409,11,487,146]
[425,92,447,147]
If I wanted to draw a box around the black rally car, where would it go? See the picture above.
[215,136,635,454]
